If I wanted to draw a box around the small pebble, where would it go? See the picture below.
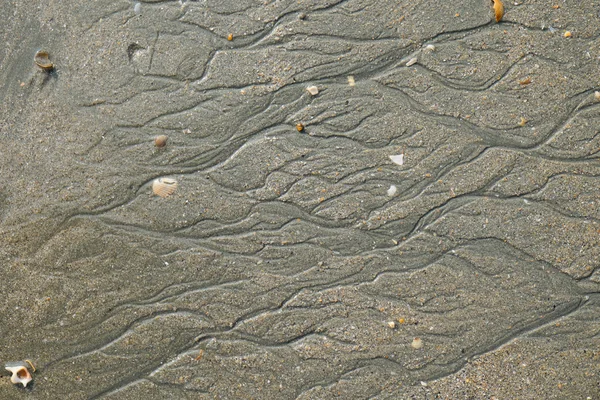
[387,321,396,329]
[227,33,233,41]
[296,123,304,132]
[347,76,355,86]
[134,2,141,15]
[564,31,572,38]
[594,91,600,101]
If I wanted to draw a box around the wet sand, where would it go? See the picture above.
[0,0,599,398]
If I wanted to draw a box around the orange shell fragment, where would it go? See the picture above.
[492,0,504,22]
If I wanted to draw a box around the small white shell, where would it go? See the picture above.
[389,154,404,166]
[5,362,33,387]
[306,85,319,95]
[595,91,600,101]
[152,177,178,198]
[425,44,436,51]
[134,2,141,15]
[406,57,418,67]
[387,185,397,197]
[347,76,355,86]
[411,337,424,349]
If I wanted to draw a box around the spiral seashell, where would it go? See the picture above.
[5,361,34,387]
[154,135,168,148]
[306,86,319,96]
[152,178,178,198]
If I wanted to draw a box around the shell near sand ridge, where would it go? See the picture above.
[152,177,178,198]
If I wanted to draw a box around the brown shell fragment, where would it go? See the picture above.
[519,77,531,85]
[154,135,168,148]
[492,0,504,22]
[152,178,178,198]
[296,123,304,132]
[34,50,53,70]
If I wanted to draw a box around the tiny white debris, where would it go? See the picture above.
[347,76,355,86]
[134,2,141,15]
[411,337,424,349]
[425,44,436,51]
[406,57,418,66]
[595,91,600,101]
[387,321,396,329]
[389,154,404,165]
[421,381,428,387]
[387,185,397,197]
[306,85,319,95]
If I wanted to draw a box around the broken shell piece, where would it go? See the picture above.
[425,44,436,51]
[152,177,178,198]
[387,185,397,197]
[34,50,53,71]
[406,57,418,67]
[154,135,168,148]
[306,85,319,96]
[492,0,504,22]
[411,337,424,349]
[5,362,33,387]
[296,123,304,132]
[389,154,404,166]
[594,91,600,101]
[347,76,355,86]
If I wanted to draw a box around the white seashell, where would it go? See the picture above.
[306,85,319,95]
[347,76,355,86]
[389,154,404,165]
[406,57,418,66]
[595,91,600,101]
[5,362,33,387]
[411,337,424,349]
[134,2,141,15]
[152,178,178,198]
[425,44,436,51]
[387,185,397,197]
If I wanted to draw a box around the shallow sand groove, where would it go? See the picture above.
[1,0,599,398]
